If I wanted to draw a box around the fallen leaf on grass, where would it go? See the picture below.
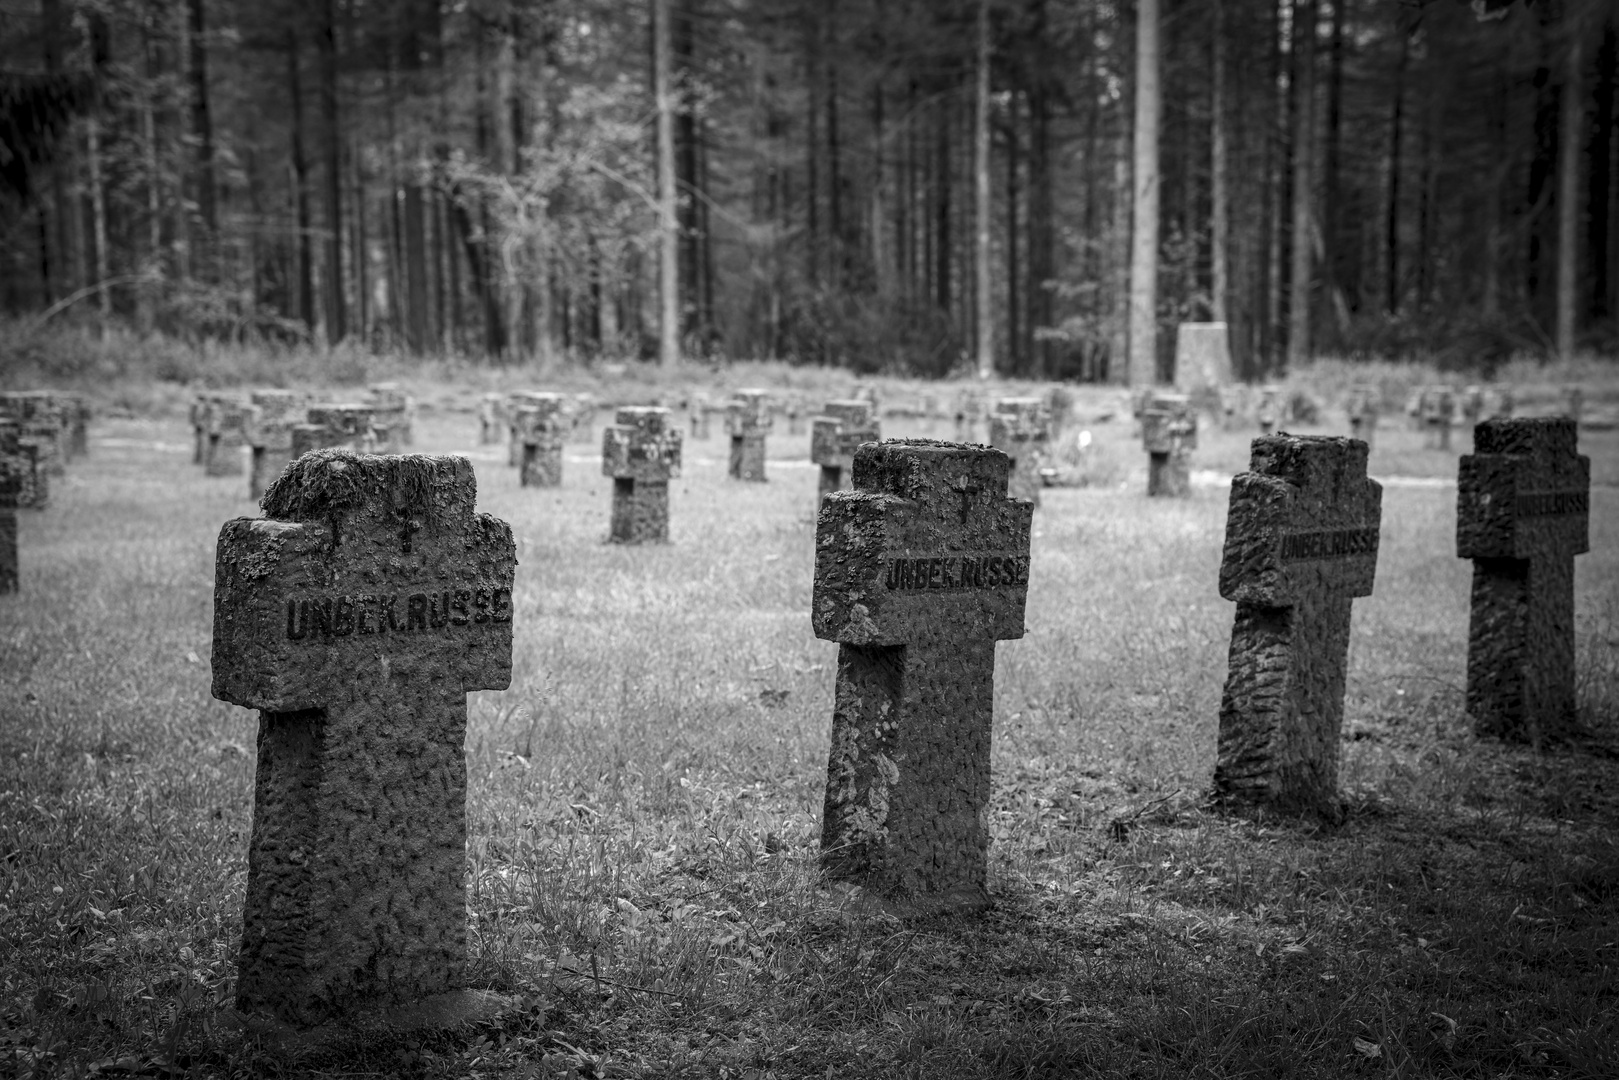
[1352,1036,1382,1060]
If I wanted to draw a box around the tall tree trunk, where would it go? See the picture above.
[187,0,217,281]
[1322,0,1346,329]
[653,0,680,366]
[1007,93,1022,373]
[1128,0,1161,387]
[85,12,111,319]
[288,31,315,331]
[934,94,951,312]
[1210,0,1229,323]
[1556,10,1584,359]
[1590,19,1616,323]
[1027,0,1053,376]
[41,0,69,302]
[1385,26,1407,316]
[975,0,993,379]
[1483,32,1507,318]
[317,0,345,342]
[1286,0,1316,371]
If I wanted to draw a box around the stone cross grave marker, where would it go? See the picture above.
[368,383,414,450]
[2,420,47,510]
[812,439,1032,911]
[785,398,805,436]
[1561,385,1583,423]
[1142,392,1198,497]
[211,450,515,1027]
[514,393,569,488]
[954,390,984,443]
[247,390,307,501]
[1462,385,1486,426]
[479,393,505,445]
[1345,386,1379,447]
[726,389,772,481]
[689,393,712,440]
[503,392,548,465]
[811,400,881,506]
[1457,418,1589,742]
[602,407,682,543]
[0,457,17,594]
[293,403,376,459]
[1214,435,1382,819]
[204,398,250,478]
[1256,385,1282,435]
[190,393,233,471]
[1421,385,1456,449]
[569,393,598,444]
[988,398,1048,506]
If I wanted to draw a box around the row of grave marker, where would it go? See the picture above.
[0,391,93,595]
[206,414,1589,1029]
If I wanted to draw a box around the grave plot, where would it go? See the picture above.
[211,450,515,1027]
[813,438,1032,911]
[602,406,681,543]
[810,400,881,507]
[1214,434,1382,819]
[1457,417,1590,742]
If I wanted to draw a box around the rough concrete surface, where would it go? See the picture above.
[1214,435,1382,819]
[1457,417,1590,742]
[813,439,1032,911]
[211,451,516,1027]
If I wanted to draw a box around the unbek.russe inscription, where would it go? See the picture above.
[1278,527,1379,562]
[1513,490,1588,517]
[883,554,1030,591]
[284,589,512,638]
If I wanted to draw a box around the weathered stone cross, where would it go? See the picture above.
[726,389,772,481]
[513,393,568,488]
[1214,435,1382,819]
[1457,417,1590,741]
[602,406,682,543]
[211,450,515,1026]
[0,457,16,594]
[246,390,307,501]
[810,399,881,506]
[988,397,1048,506]
[1141,391,1197,497]
[293,403,376,459]
[813,439,1032,911]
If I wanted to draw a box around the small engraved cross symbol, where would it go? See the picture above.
[950,477,981,523]
[399,518,420,554]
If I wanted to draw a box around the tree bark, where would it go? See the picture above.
[1385,26,1407,316]
[1211,0,1229,323]
[187,0,217,281]
[653,0,680,366]
[1128,0,1161,387]
[975,0,993,379]
[288,30,315,331]
[1286,0,1316,371]
[316,0,345,342]
[1556,9,1584,360]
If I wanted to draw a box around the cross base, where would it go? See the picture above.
[521,443,564,487]
[1466,556,1578,741]
[729,435,767,481]
[1147,451,1191,497]
[609,478,669,543]
[1215,594,1351,822]
[821,638,994,910]
[240,690,469,1027]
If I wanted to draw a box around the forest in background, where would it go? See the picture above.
[0,0,1614,382]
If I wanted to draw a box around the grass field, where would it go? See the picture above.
[2,366,1617,1079]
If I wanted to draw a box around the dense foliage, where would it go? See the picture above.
[0,0,1613,377]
